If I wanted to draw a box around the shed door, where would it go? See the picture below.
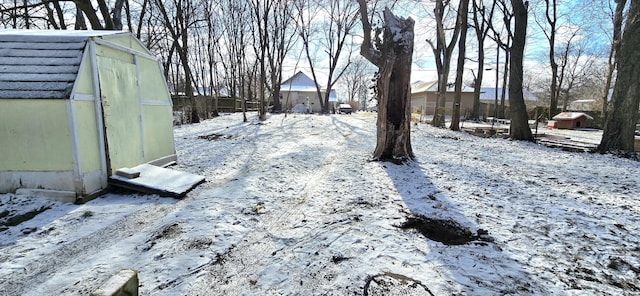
[97,55,144,175]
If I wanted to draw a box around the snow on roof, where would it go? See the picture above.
[281,71,338,101]
[328,89,337,102]
[0,30,126,99]
[280,71,320,92]
[479,87,537,102]
[411,80,437,93]
[552,112,594,120]
[411,80,476,94]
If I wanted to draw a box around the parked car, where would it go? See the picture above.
[337,103,353,114]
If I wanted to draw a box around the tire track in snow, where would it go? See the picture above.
[188,118,352,294]
[0,202,177,295]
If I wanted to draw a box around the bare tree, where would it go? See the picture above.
[155,0,200,123]
[508,0,534,141]
[249,0,271,120]
[487,0,514,119]
[297,0,360,114]
[451,0,470,131]
[470,0,497,121]
[341,56,375,105]
[265,0,298,114]
[598,0,639,154]
[534,0,575,119]
[427,0,465,127]
[358,2,414,162]
[601,0,627,121]
[216,0,252,121]
[0,0,127,30]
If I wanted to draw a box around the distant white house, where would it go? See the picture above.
[280,71,336,113]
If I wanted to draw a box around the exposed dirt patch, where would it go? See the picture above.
[398,215,491,245]
[141,223,183,251]
[0,206,51,231]
[185,237,213,250]
[330,255,351,264]
[364,272,434,296]
[198,133,236,141]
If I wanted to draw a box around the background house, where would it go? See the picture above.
[410,81,477,118]
[0,30,176,201]
[478,87,539,119]
[280,71,336,113]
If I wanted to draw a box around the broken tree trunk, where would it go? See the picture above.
[358,3,414,162]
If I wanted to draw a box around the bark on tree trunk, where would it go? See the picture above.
[472,47,484,121]
[358,3,414,162]
[509,0,534,141]
[451,0,469,131]
[500,48,509,119]
[598,0,640,154]
[602,0,627,122]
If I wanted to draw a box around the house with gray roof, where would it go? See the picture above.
[280,71,336,113]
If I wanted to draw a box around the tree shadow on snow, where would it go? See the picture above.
[381,160,547,294]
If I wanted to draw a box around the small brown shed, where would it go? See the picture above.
[548,112,593,129]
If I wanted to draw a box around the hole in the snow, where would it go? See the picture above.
[398,215,476,245]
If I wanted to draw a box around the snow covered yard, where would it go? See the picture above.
[1,112,639,295]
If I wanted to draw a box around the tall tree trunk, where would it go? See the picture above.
[95,0,114,29]
[598,0,640,154]
[112,0,125,30]
[509,0,534,141]
[602,0,627,122]
[451,0,469,131]
[472,53,484,120]
[500,47,509,118]
[429,0,462,128]
[546,0,559,119]
[23,0,29,28]
[358,3,414,162]
[471,0,496,121]
[45,3,60,29]
[74,0,103,29]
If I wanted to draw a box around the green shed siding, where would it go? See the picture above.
[0,99,73,171]
[142,105,175,162]
[73,100,101,174]
[139,57,171,103]
[74,50,94,95]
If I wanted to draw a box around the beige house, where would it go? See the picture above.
[410,81,477,117]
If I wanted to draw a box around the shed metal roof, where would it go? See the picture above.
[552,112,594,121]
[0,30,124,99]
